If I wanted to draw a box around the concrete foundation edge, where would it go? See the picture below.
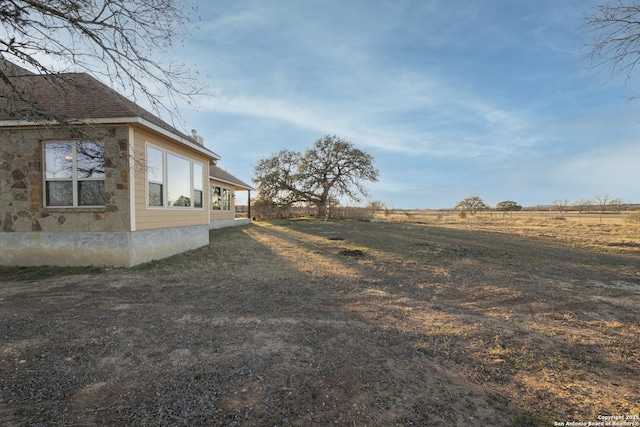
[209,218,251,229]
[0,225,210,267]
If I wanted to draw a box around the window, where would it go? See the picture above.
[193,163,203,208]
[147,146,164,207]
[146,144,204,209]
[212,185,231,211]
[222,188,231,211]
[167,153,191,207]
[211,186,221,210]
[44,141,105,207]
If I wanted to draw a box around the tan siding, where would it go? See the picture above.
[133,126,211,231]
[210,210,235,220]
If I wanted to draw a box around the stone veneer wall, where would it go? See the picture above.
[1,126,214,267]
[0,126,131,235]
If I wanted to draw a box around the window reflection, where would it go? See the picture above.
[211,186,221,210]
[146,145,205,210]
[211,186,231,211]
[193,163,203,208]
[167,153,191,207]
[44,141,105,207]
[147,146,164,207]
[76,142,105,178]
[147,146,163,183]
[78,180,105,206]
[46,181,73,206]
[45,142,73,179]
[222,188,231,210]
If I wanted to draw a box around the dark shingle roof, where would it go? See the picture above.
[210,165,255,191]
[0,69,180,132]
[0,59,219,159]
[0,59,35,76]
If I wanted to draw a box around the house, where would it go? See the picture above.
[209,165,255,229]
[0,60,252,267]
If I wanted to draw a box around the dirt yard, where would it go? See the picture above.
[1,219,639,426]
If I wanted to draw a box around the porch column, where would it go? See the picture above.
[247,190,251,219]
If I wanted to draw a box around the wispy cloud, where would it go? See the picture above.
[181,0,638,208]
[200,67,541,161]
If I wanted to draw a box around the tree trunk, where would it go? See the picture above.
[317,202,327,219]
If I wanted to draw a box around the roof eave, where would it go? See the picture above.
[133,117,221,160]
[209,175,256,191]
[0,116,222,161]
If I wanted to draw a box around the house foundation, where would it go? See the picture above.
[209,218,251,229]
[0,224,209,267]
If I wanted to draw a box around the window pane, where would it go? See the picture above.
[46,181,73,206]
[78,180,105,206]
[223,188,231,211]
[193,163,203,191]
[76,142,105,178]
[167,153,191,207]
[194,189,203,208]
[148,182,163,207]
[147,146,163,183]
[45,142,73,179]
[211,186,221,210]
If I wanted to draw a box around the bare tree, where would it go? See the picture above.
[594,194,611,223]
[586,1,640,91]
[609,197,625,214]
[0,0,203,123]
[552,198,571,217]
[573,198,593,222]
[253,135,379,219]
[367,200,386,218]
[573,198,593,214]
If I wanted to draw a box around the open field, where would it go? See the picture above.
[381,210,640,250]
[1,219,639,426]
[381,209,639,226]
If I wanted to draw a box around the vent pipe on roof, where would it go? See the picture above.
[191,129,204,145]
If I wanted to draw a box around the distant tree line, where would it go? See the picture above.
[450,194,631,223]
[250,191,633,221]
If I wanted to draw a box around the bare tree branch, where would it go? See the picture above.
[585,1,640,88]
[0,0,204,125]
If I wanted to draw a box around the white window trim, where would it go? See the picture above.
[145,142,205,210]
[42,140,105,208]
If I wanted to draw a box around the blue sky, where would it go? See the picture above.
[176,0,639,209]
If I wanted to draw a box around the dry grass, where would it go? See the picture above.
[383,209,638,225]
[1,218,639,426]
[382,210,640,250]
